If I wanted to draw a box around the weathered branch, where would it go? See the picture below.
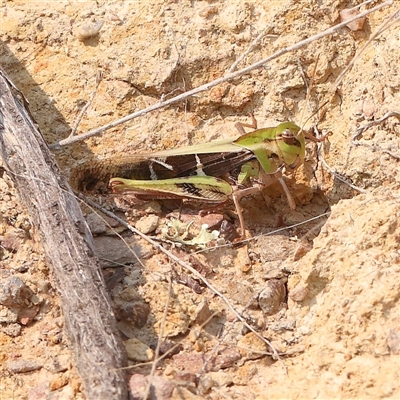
[0,68,128,399]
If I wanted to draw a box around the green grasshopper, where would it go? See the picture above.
[87,119,309,238]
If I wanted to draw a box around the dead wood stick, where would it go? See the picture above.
[0,68,128,399]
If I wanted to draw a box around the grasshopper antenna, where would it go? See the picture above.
[296,55,329,142]
[300,101,330,143]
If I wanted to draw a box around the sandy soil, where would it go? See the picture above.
[0,1,399,399]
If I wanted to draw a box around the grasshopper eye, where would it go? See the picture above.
[280,129,301,147]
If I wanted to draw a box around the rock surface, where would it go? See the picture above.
[0,1,399,399]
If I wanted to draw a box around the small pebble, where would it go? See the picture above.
[116,301,150,328]
[340,8,366,31]
[194,298,213,325]
[7,359,42,373]
[289,285,309,302]
[0,276,33,308]
[258,278,287,316]
[124,338,154,362]
[74,21,104,41]
[1,323,22,337]
[86,212,107,234]
[135,214,159,234]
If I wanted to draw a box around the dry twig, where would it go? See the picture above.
[80,195,282,359]
[49,0,392,150]
[0,68,128,400]
[69,71,103,137]
[352,111,400,141]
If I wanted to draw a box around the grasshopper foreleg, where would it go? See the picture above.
[232,170,296,238]
[232,185,262,238]
[276,176,296,210]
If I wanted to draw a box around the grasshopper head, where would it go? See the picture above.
[234,122,305,174]
[277,124,305,171]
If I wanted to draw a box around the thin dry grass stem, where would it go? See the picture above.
[74,192,149,270]
[350,141,400,161]
[199,276,292,377]
[198,289,260,376]
[194,212,331,254]
[347,0,376,12]
[299,59,367,196]
[352,111,400,141]
[190,311,227,376]
[228,26,277,73]
[317,147,368,193]
[296,54,332,144]
[348,111,400,166]
[296,58,311,123]
[198,340,222,376]
[297,58,366,196]
[1,168,151,272]
[292,218,328,261]
[296,54,320,128]
[82,194,282,358]
[236,346,305,358]
[379,148,400,161]
[313,118,368,194]
[49,0,391,150]
[334,7,400,89]
[119,341,183,372]
[120,311,220,376]
[69,71,103,137]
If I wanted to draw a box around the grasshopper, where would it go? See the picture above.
[75,118,311,239]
